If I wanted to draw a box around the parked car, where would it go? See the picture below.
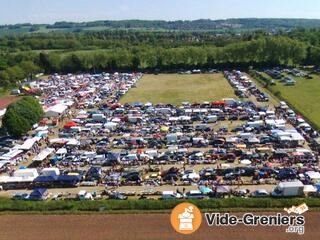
[161,191,183,200]
[250,189,269,197]
[12,192,29,200]
[109,192,128,200]
[184,190,205,199]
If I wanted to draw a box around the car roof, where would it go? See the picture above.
[189,190,202,194]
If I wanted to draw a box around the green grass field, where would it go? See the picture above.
[120,73,237,105]
[265,74,320,129]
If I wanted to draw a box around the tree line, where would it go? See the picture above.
[36,36,305,72]
[0,29,320,88]
[0,30,251,52]
[2,18,320,33]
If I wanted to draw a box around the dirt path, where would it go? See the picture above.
[0,212,318,240]
[0,96,21,109]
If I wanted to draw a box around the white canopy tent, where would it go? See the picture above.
[303,185,317,193]
[33,148,55,162]
[18,137,41,151]
[45,104,68,117]
[0,149,23,161]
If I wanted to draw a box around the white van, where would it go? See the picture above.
[161,191,183,200]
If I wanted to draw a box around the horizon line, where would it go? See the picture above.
[2,17,320,26]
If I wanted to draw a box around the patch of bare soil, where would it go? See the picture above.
[0,212,318,240]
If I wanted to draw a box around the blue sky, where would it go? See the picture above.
[1,0,320,24]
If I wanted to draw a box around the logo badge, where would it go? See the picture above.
[284,203,309,214]
[170,202,202,234]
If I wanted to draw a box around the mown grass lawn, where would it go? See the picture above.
[120,73,237,105]
[267,74,320,129]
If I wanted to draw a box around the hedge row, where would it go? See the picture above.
[0,198,319,212]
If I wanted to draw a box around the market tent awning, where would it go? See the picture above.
[64,121,78,128]
[66,139,80,146]
[50,138,69,145]
[45,104,68,117]
[36,130,49,137]
[18,137,41,150]
[33,175,57,182]
[303,185,317,193]
[305,171,320,180]
[56,148,67,155]
[0,150,23,160]
[216,185,230,193]
[199,186,213,194]
[236,144,246,149]
[33,148,55,162]
[0,160,10,168]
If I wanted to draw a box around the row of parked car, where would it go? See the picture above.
[225,70,269,102]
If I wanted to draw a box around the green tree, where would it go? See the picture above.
[2,104,31,137]
[0,71,11,88]
[20,61,41,80]
[2,96,44,137]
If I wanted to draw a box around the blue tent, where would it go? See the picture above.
[33,175,57,183]
[28,188,48,200]
[56,175,81,187]
[57,175,81,182]
[199,186,213,194]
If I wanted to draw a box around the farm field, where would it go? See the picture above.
[266,74,320,130]
[0,212,319,240]
[120,73,237,105]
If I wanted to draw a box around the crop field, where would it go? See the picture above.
[265,74,320,130]
[120,73,237,105]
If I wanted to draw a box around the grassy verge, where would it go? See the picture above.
[0,197,319,213]
[249,70,320,130]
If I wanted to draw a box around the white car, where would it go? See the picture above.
[161,191,183,200]
[184,190,204,199]
[182,172,200,181]
[251,189,269,197]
